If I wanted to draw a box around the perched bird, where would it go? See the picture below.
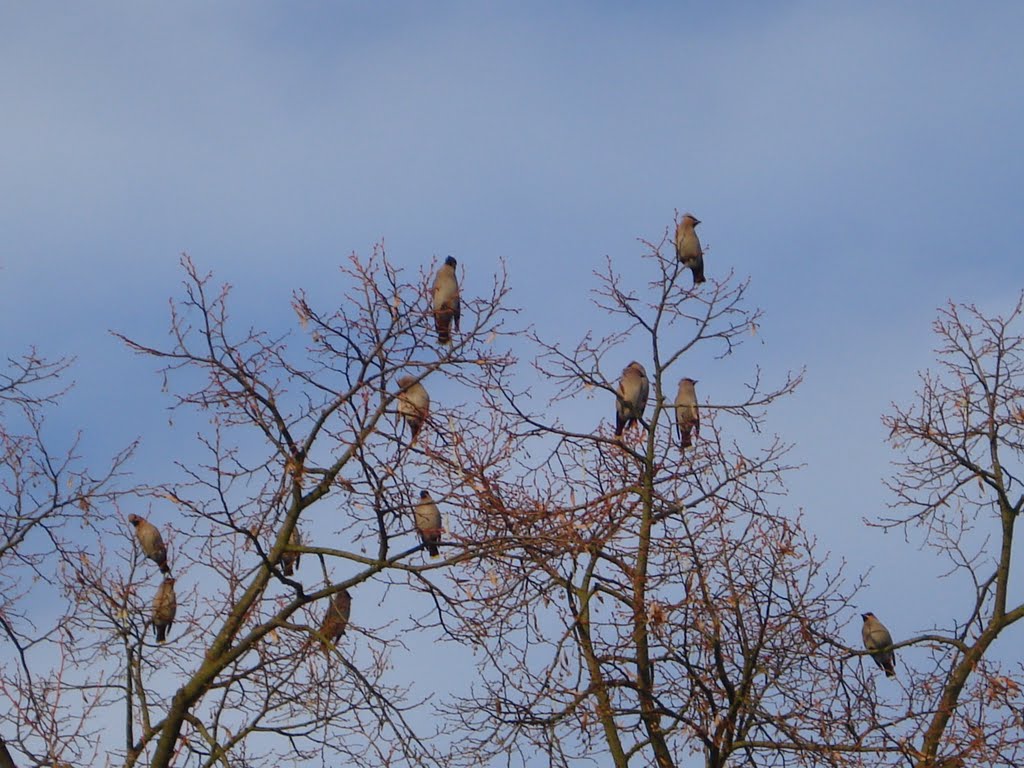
[674,378,700,450]
[319,588,352,653]
[614,361,650,438]
[128,514,170,574]
[432,256,461,344]
[396,375,430,444]
[415,490,443,557]
[151,577,177,643]
[861,612,896,678]
[674,213,705,285]
[281,526,302,577]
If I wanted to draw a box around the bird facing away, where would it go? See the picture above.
[319,588,352,653]
[281,526,301,577]
[396,375,430,445]
[674,377,700,450]
[615,361,650,438]
[151,577,177,643]
[674,213,705,285]
[861,612,896,678]
[128,514,170,574]
[415,490,443,557]
[432,256,461,344]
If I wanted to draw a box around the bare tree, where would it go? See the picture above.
[414,227,899,768]
[81,248,518,767]
[8,232,1020,768]
[873,293,1024,768]
[0,350,136,767]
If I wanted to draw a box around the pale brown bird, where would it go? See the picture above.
[151,577,177,643]
[319,588,352,653]
[861,612,896,678]
[415,490,443,557]
[396,375,430,444]
[674,213,705,285]
[432,256,461,344]
[128,514,170,574]
[615,361,649,438]
[674,377,700,450]
[281,526,302,577]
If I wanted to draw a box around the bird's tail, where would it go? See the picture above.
[435,311,452,344]
[156,625,167,643]
[421,530,441,557]
[691,266,706,284]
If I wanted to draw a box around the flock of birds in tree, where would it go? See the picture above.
[125,214,897,675]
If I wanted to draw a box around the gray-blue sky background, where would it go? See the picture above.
[2,1,1023,762]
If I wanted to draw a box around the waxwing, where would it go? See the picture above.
[152,577,177,643]
[432,256,461,344]
[415,490,443,558]
[319,588,352,653]
[674,377,700,450]
[396,375,430,445]
[281,526,302,577]
[615,362,649,438]
[128,514,170,574]
[861,612,896,678]
[674,214,705,285]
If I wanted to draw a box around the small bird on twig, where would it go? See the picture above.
[152,576,177,643]
[281,526,302,577]
[319,589,352,654]
[396,375,430,445]
[432,256,461,344]
[128,514,171,574]
[415,490,443,557]
[674,213,705,285]
[615,361,649,438]
[861,612,896,678]
[674,377,700,450]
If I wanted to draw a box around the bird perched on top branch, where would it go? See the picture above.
[675,213,705,285]
[432,256,461,344]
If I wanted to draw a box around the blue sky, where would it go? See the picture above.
[2,1,1023,762]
